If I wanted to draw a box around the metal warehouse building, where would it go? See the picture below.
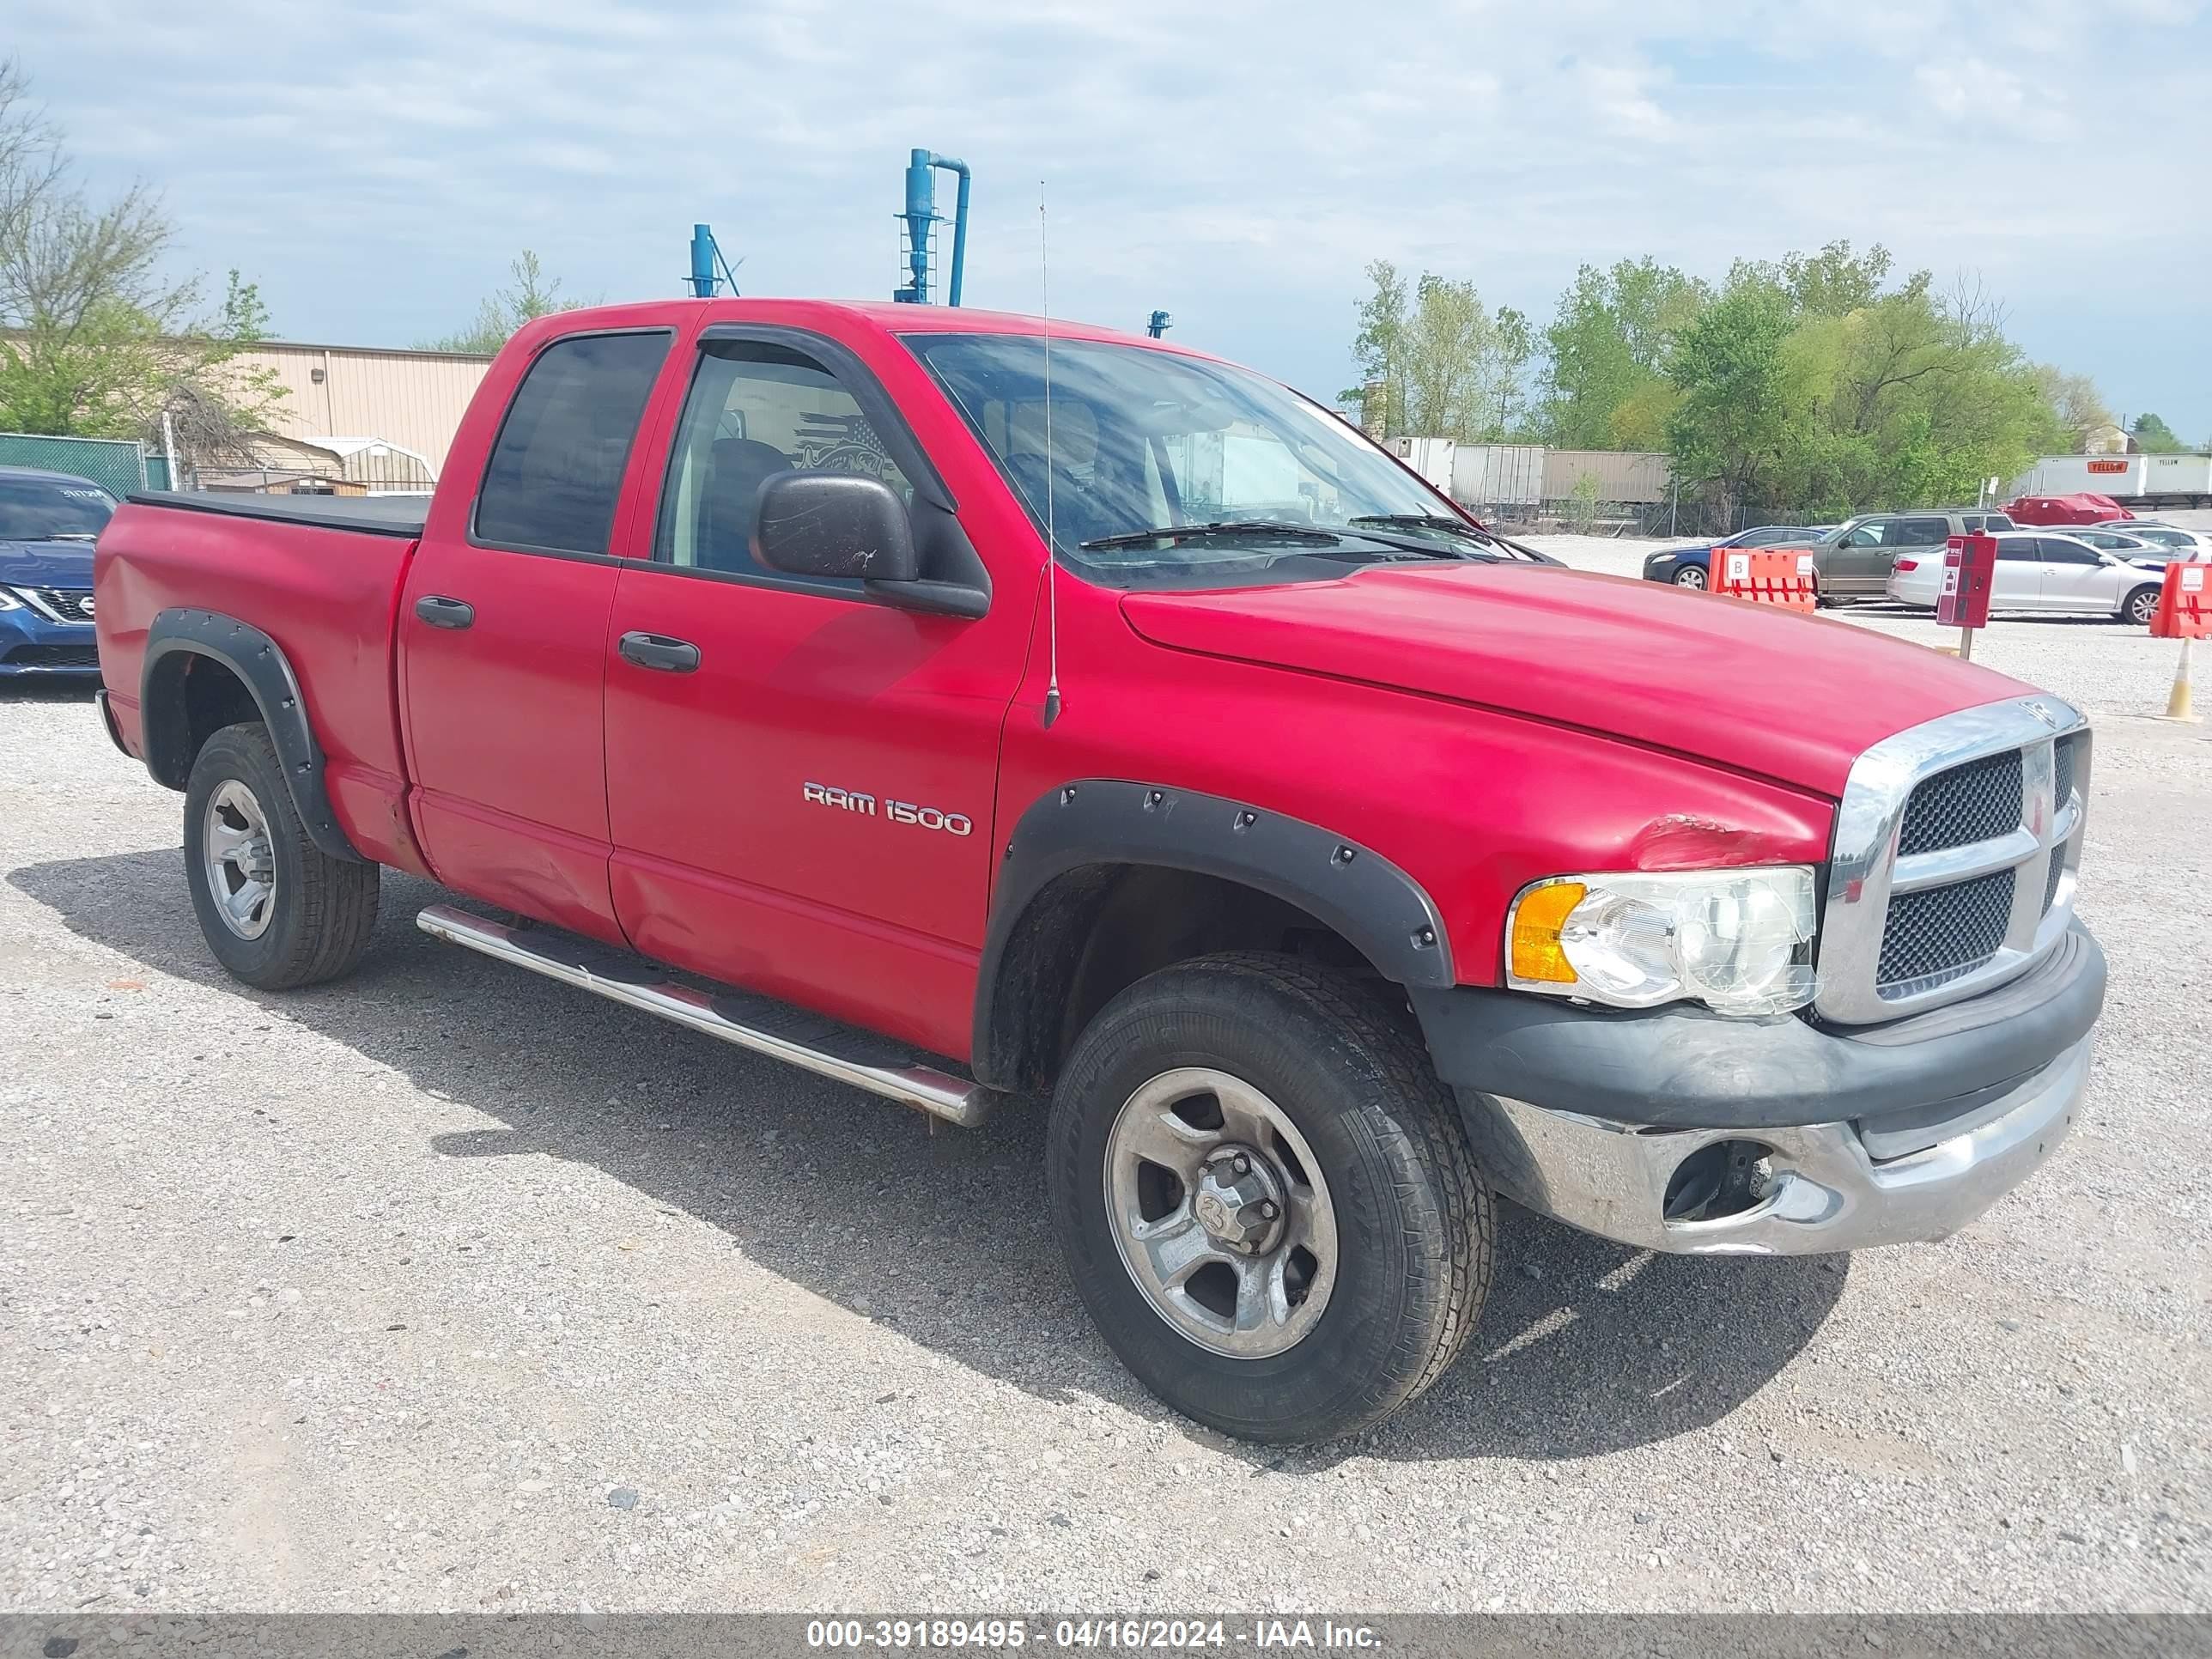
[215,339,495,493]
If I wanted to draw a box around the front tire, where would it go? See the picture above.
[1048,952,1493,1443]
[183,722,380,990]
[1673,565,1708,590]
[2123,584,2160,628]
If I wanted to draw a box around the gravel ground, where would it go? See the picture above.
[3,547,2207,1615]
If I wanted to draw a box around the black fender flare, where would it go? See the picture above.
[970,780,1452,1087]
[139,608,364,862]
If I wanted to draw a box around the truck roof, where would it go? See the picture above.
[537,296,1212,356]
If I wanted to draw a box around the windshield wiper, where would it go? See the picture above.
[1079,520,1341,552]
[45,532,99,542]
[1346,514,1489,536]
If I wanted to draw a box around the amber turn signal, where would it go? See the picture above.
[1507,880,1587,984]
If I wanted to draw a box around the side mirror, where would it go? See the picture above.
[752,471,920,584]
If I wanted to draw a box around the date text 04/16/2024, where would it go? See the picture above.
[805,1620,1382,1650]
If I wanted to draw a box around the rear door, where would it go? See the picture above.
[1883,516,1952,588]
[1990,538,2045,610]
[398,326,678,941]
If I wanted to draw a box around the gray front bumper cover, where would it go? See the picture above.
[1456,1036,2090,1255]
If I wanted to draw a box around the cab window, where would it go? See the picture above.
[656,340,913,585]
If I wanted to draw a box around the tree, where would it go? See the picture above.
[1538,258,1707,448]
[1665,258,2062,519]
[2033,366,2115,453]
[0,58,283,471]
[1346,261,1532,443]
[2130,412,2188,453]
[1663,272,1803,514]
[421,250,591,355]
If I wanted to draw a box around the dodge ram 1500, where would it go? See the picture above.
[94,299,2105,1442]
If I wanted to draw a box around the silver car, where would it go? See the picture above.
[1886,531,2168,626]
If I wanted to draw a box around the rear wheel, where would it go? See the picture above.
[183,722,380,989]
[1048,952,1493,1443]
[2123,584,2160,628]
[1672,564,1708,590]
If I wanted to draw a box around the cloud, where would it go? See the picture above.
[8,0,2210,434]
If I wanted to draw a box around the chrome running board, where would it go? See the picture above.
[416,903,994,1128]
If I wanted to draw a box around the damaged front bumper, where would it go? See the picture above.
[1457,1036,2088,1255]
[1413,922,2104,1256]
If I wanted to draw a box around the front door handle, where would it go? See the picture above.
[415,594,474,629]
[618,631,702,673]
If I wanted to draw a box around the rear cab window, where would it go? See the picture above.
[473,331,672,556]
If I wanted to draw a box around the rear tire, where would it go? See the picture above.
[1048,951,1493,1443]
[2122,584,2160,628]
[183,722,380,990]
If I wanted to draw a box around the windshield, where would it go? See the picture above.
[903,332,1492,586]
[0,477,117,541]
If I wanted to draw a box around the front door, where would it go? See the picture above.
[399,327,677,941]
[600,328,1027,1056]
[1822,521,1890,596]
[2033,537,2117,614]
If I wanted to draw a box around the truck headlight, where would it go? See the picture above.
[1505,867,1817,1017]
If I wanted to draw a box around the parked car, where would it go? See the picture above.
[2106,524,2212,564]
[1887,531,2168,625]
[94,299,2106,1443]
[1809,509,2018,600]
[1640,524,1832,590]
[2005,493,2131,526]
[1645,528,1831,592]
[0,466,116,678]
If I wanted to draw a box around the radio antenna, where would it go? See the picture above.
[1039,180,1063,729]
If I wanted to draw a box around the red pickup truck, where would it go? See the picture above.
[94,299,2105,1442]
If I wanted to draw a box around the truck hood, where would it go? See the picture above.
[0,538,96,588]
[1120,562,2031,797]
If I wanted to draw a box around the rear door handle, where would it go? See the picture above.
[415,594,474,629]
[618,631,701,673]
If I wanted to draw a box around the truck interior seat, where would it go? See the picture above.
[702,437,793,574]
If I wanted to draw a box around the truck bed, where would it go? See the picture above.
[125,490,428,538]
[97,492,426,872]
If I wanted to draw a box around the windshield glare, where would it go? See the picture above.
[903,333,1473,584]
[0,477,117,540]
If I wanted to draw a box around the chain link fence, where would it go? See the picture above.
[1482,497,1841,541]
[0,431,160,499]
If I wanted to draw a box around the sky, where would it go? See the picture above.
[12,0,2212,444]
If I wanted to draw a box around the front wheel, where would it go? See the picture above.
[1048,952,1494,1443]
[2123,584,2160,628]
[1673,564,1708,590]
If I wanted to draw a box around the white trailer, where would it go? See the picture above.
[2011,453,2212,507]
[1449,444,1545,510]
[1389,436,1457,496]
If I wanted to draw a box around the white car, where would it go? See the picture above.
[1886,531,2169,626]
[2106,523,2212,564]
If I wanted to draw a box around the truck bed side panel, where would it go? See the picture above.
[95,502,429,874]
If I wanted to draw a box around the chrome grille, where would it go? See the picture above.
[1877,869,2014,988]
[10,586,94,623]
[1896,750,2023,856]
[2052,732,2083,813]
[1817,697,2090,1024]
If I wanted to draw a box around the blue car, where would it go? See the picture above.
[1641,523,1834,590]
[0,466,117,678]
